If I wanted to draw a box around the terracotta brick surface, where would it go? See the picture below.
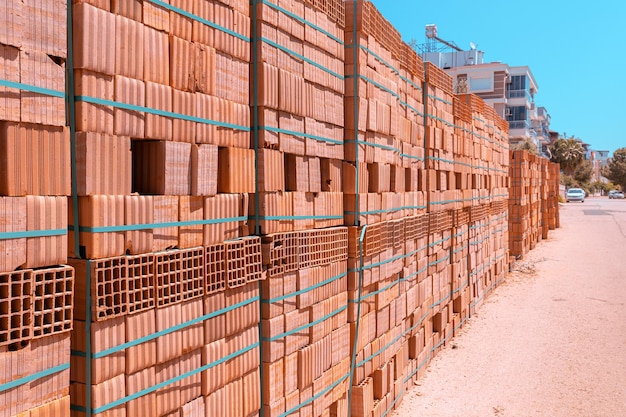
[0,123,71,196]
[68,196,126,259]
[72,2,116,75]
[191,144,218,196]
[0,270,32,347]
[132,140,192,195]
[0,45,21,122]
[114,75,145,138]
[0,197,27,272]
[152,195,179,251]
[69,256,127,322]
[75,132,131,196]
[26,196,67,268]
[31,265,74,339]
[19,50,65,127]
[70,317,125,385]
[125,308,157,375]
[179,196,204,248]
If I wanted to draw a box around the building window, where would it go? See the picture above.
[506,106,527,121]
[506,75,530,99]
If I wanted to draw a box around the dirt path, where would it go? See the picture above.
[392,198,626,417]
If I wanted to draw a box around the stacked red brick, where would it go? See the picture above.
[0,1,74,415]
[344,2,427,416]
[68,1,261,416]
[252,1,351,415]
[451,94,510,314]
[259,228,350,417]
[508,150,560,258]
[251,0,345,235]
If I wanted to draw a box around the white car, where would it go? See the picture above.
[609,190,624,199]
[566,188,585,203]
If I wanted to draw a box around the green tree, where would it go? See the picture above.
[573,159,593,184]
[603,148,626,190]
[513,139,538,154]
[549,138,585,176]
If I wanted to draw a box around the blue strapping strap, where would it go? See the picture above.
[72,296,259,359]
[71,342,259,414]
[68,216,247,233]
[0,79,66,98]
[75,95,251,132]
[260,0,344,45]
[260,37,344,80]
[256,215,343,221]
[0,228,67,240]
[280,372,350,417]
[0,363,70,392]
[262,272,347,303]
[261,126,343,145]
[262,305,347,342]
[144,0,249,42]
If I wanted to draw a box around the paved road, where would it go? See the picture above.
[392,197,626,417]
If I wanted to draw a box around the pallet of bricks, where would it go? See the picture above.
[1,1,74,416]
[508,150,560,259]
[66,1,262,416]
[250,1,351,416]
[454,94,510,315]
[546,162,561,230]
[344,2,430,416]
[539,158,561,239]
[508,150,539,258]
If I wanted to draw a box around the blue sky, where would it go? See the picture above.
[369,1,626,155]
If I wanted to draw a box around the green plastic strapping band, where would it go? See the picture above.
[0,79,66,98]
[430,292,451,309]
[260,37,344,80]
[0,363,70,392]
[145,0,250,42]
[349,278,398,304]
[381,389,405,417]
[344,138,398,153]
[261,272,347,303]
[68,216,247,233]
[0,228,67,240]
[75,95,251,131]
[261,0,344,45]
[279,372,350,417]
[400,99,425,117]
[344,205,426,216]
[404,351,433,384]
[71,342,259,414]
[400,264,428,282]
[72,296,259,359]
[428,253,450,268]
[348,44,423,93]
[261,125,343,145]
[346,73,400,99]
[256,215,343,221]
[426,93,453,106]
[262,305,347,342]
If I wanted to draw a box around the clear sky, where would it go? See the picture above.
[369,0,626,155]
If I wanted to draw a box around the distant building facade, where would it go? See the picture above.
[423,49,549,153]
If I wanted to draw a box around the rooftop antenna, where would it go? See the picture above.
[419,24,462,55]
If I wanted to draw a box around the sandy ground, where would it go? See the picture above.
[392,197,626,417]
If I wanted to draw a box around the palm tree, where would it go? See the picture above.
[549,138,585,176]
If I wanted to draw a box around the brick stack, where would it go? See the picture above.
[546,162,561,230]
[508,150,558,259]
[1,1,74,415]
[252,2,351,415]
[344,2,425,416]
[250,0,345,235]
[259,228,350,417]
[68,2,261,416]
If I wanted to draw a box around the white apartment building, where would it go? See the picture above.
[423,44,549,153]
